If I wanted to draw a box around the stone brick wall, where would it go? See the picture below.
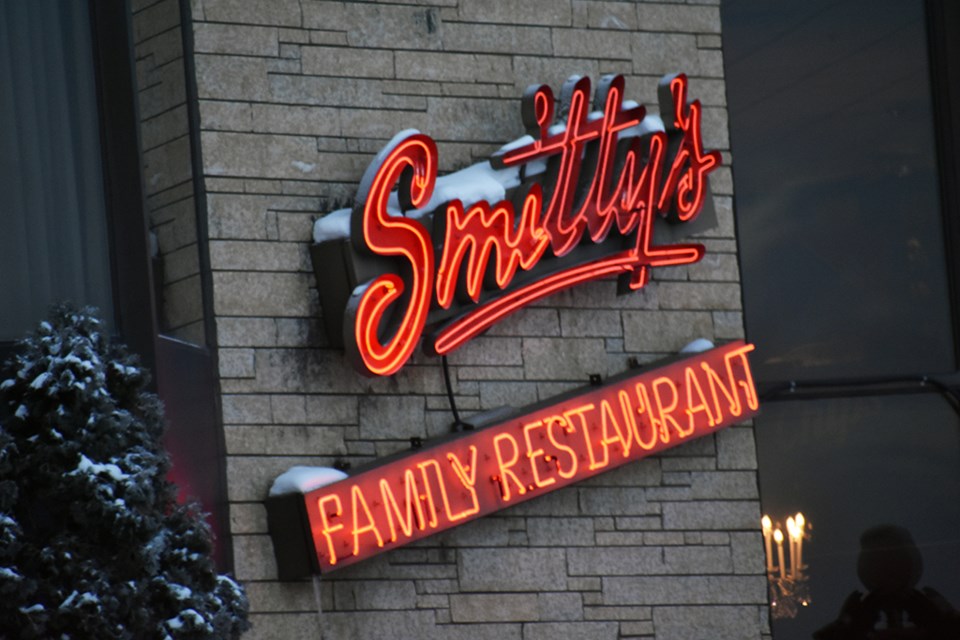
[184,0,770,637]
[134,0,207,345]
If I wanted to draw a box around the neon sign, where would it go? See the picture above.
[266,341,757,577]
[311,73,721,376]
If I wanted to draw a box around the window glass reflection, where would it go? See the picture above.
[755,395,960,639]
[724,0,954,380]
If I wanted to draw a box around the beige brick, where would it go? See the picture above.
[229,502,268,534]
[522,337,608,380]
[631,33,699,77]
[334,580,418,610]
[688,253,740,282]
[525,622,618,640]
[569,547,664,576]
[512,56,601,93]
[244,581,325,614]
[442,22,552,55]
[447,337,523,367]
[301,45,394,78]
[459,548,567,591]
[702,106,730,149]
[716,426,757,470]
[217,317,276,346]
[209,240,308,271]
[212,271,313,316]
[450,593,539,622]
[194,54,271,101]
[572,1,639,30]
[459,0,572,26]
[219,347,255,378]
[249,103,340,136]
[396,51,512,84]
[527,517,595,546]
[269,74,426,111]
[201,0,301,27]
[579,487,658,516]
[662,500,760,530]
[663,545,733,574]
[426,95,516,142]
[603,576,767,606]
[194,23,279,56]
[636,4,721,34]
[485,308,560,337]
[658,282,741,311]
[226,455,331,502]
[551,28,633,61]
[478,380,538,410]
[303,3,444,50]
[232,534,278,581]
[358,395,425,439]
[731,531,765,576]
[623,310,714,353]
[653,605,763,639]
[560,309,622,337]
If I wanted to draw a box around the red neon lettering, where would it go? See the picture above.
[657,74,721,223]
[342,74,718,376]
[724,343,759,412]
[600,397,633,460]
[317,494,344,565]
[492,433,526,501]
[436,188,549,308]
[563,404,604,471]
[379,470,426,542]
[684,365,716,429]
[652,377,692,443]
[523,420,557,489]
[418,457,478,523]
[701,360,741,420]
[447,447,480,520]
[629,382,658,450]
[414,461,441,528]
[545,416,579,479]
[351,485,384,557]
[350,135,437,377]
[297,342,759,573]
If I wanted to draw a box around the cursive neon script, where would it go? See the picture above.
[344,73,720,376]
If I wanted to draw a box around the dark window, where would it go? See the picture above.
[724,0,960,638]
[725,0,952,383]
[0,1,115,341]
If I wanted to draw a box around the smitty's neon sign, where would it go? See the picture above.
[312,73,721,377]
[266,341,757,577]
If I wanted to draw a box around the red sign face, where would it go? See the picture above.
[284,342,757,574]
[313,73,721,377]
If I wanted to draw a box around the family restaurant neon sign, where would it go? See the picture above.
[314,73,721,376]
[268,342,757,576]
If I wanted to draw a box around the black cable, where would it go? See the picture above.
[441,355,472,431]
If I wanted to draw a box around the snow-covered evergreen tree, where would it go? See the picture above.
[0,306,249,639]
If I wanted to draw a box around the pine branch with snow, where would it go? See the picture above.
[0,305,249,639]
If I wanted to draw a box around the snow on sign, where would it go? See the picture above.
[266,341,758,577]
[311,73,722,377]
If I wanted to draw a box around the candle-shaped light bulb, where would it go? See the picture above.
[774,528,786,580]
[762,516,773,572]
[786,517,798,577]
[795,512,805,574]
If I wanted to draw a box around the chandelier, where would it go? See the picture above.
[762,512,811,619]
